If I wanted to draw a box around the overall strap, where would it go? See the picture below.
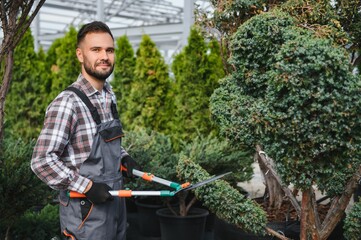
[66,87,101,125]
[111,102,119,120]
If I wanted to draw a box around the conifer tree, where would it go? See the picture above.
[170,27,225,148]
[47,26,79,102]
[113,35,136,126]
[126,35,170,132]
[5,29,47,139]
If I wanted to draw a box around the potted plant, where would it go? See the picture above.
[176,155,270,239]
[154,134,254,240]
[122,128,178,238]
[207,5,361,240]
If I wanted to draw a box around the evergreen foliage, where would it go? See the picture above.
[343,199,361,240]
[113,35,136,126]
[126,35,170,132]
[47,26,79,102]
[180,135,253,188]
[0,137,51,236]
[170,27,225,148]
[211,10,361,195]
[121,128,178,191]
[4,204,60,239]
[177,155,267,235]
[5,28,47,139]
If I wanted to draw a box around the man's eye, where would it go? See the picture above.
[107,49,114,53]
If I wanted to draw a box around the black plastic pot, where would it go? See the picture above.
[135,198,165,237]
[156,207,209,240]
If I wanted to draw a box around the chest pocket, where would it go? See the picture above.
[99,126,124,142]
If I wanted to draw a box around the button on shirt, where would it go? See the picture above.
[31,74,128,194]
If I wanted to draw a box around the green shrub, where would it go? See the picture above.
[344,200,361,240]
[11,204,60,239]
[121,128,178,191]
[177,155,267,235]
[0,137,51,237]
[180,134,253,188]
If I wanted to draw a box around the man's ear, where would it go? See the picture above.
[76,48,83,63]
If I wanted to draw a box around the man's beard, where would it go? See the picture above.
[84,60,114,81]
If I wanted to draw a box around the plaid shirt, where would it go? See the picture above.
[31,74,129,194]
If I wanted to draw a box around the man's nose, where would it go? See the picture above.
[100,50,109,60]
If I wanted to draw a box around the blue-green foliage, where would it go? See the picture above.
[180,135,253,187]
[177,155,267,235]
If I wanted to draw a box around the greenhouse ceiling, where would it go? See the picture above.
[22,0,211,61]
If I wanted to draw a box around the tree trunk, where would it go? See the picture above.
[0,0,46,142]
[257,152,284,209]
[319,165,361,239]
[300,187,320,240]
[0,49,14,140]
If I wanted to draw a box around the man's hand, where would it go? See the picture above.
[122,155,140,178]
[84,182,113,204]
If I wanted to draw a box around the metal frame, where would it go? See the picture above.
[1,1,214,62]
[31,0,197,61]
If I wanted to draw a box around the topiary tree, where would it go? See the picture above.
[126,35,170,132]
[196,0,361,73]
[113,35,136,126]
[170,27,225,149]
[210,9,361,239]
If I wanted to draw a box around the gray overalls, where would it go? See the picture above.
[59,87,126,240]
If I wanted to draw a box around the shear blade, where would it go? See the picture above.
[177,171,232,193]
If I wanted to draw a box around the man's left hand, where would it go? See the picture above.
[122,155,140,178]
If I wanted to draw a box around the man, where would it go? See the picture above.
[31,21,139,240]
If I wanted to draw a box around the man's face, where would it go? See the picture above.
[76,32,115,81]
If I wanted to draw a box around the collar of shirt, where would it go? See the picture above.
[73,74,113,98]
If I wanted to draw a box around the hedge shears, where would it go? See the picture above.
[68,167,231,198]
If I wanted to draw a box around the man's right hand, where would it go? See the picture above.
[84,182,114,204]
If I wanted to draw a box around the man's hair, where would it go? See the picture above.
[77,21,114,47]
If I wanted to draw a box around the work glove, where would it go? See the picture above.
[122,155,140,178]
[85,182,113,204]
